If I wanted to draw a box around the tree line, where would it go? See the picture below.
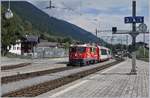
[1,5,74,56]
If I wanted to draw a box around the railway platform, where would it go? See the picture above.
[1,57,31,66]
[38,59,149,98]
[1,57,68,77]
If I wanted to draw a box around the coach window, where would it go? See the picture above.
[101,49,107,55]
[109,50,111,55]
[13,46,16,50]
[17,47,20,50]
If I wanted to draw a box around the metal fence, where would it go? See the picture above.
[33,47,68,58]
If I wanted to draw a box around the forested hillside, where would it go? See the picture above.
[1,1,105,55]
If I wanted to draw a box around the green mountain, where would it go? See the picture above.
[2,1,102,43]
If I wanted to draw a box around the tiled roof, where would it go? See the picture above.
[22,36,39,43]
[37,42,59,47]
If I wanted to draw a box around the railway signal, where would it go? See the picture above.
[112,27,117,34]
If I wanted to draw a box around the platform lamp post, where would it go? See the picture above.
[5,0,13,19]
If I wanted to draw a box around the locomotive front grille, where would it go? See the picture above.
[69,59,85,66]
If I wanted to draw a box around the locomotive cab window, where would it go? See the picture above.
[77,47,86,53]
[69,47,76,52]
[69,47,85,53]
[91,47,96,53]
[109,50,111,55]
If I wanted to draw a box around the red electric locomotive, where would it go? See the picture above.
[68,44,112,66]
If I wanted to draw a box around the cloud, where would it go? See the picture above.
[27,0,149,44]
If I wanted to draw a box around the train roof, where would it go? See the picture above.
[70,44,95,48]
[70,44,110,50]
[97,45,109,50]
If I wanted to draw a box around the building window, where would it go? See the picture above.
[17,47,20,50]
[13,46,16,50]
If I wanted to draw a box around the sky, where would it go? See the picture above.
[27,0,149,44]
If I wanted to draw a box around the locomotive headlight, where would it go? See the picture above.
[75,53,77,57]
[5,9,13,19]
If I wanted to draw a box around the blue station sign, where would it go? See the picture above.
[124,16,144,23]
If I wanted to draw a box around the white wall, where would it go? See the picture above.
[8,42,21,55]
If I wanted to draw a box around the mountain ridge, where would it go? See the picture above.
[2,1,104,43]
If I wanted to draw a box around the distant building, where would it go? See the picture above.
[21,35,39,56]
[33,40,68,58]
[8,35,39,56]
[145,44,149,49]
[8,40,22,55]
[8,36,68,57]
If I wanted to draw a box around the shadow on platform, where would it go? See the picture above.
[93,72,133,75]
[55,61,68,64]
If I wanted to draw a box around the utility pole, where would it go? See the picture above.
[143,32,145,57]
[126,35,128,59]
[95,28,99,45]
[130,0,137,74]
[46,0,55,9]
[111,35,114,53]
[95,28,98,38]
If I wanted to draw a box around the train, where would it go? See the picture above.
[68,44,112,66]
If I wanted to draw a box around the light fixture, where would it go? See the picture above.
[5,0,13,19]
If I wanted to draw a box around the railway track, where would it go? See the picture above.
[2,66,75,84]
[1,63,31,70]
[2,59,123,97]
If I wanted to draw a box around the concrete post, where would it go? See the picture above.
[130,0,137,74]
